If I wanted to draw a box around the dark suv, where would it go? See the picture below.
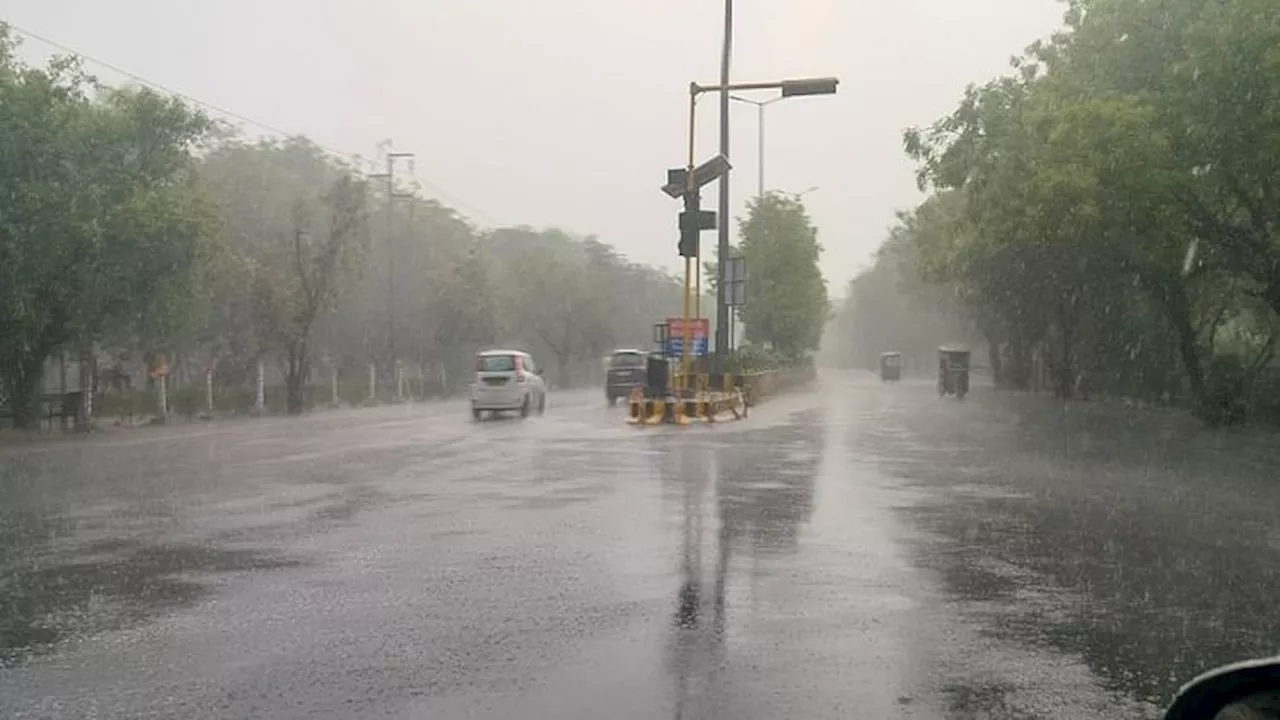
[605,349,648,406]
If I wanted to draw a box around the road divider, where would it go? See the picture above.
[622,360,814,428]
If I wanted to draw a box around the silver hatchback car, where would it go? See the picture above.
[470,349,548,421]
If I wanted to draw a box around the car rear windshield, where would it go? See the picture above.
[477,355,517,372]
[610,353,645,368]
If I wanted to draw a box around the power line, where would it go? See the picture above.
[4,21,501,227]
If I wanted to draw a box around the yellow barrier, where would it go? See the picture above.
[627,388,643,424]
[672,392,689,425]
[621,371,753,427]
[694,375,705,420]
[646,396,665,425]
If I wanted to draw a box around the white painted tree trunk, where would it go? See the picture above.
[79,349,93,431]
[255,360,266,413]
[157,374,169,421]
[205,369,214,414]
[368,363,377,403]
[331,365,339,407]
[396,363,404,401]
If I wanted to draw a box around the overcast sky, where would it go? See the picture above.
[2,0,1064,296]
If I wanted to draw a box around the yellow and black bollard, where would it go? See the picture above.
[627,387,644,424]
[703,374,716,423]
[646,395,666,425]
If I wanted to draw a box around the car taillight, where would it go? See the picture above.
[514,355,526,382]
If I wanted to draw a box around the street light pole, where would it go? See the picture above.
[715,0,734,372]
[680,74,837,372]
[730,95,783,197]
[756,101,764,198]
[369,146,415,391]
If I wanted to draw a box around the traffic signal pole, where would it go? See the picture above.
[681,87,699,392]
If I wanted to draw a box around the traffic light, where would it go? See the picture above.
[677,190,715,258]
[679,229,698,258]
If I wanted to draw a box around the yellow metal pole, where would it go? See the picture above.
[681,257,692,391]
[681,87,698,393]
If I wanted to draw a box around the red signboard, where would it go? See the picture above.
[665,317,710,357]
[666,317,709,339]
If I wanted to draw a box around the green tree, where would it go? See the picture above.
[899,0,1280,419]
[838,201,976,376]
[487,228,613,386]
[199,138,369,414]
[0,28,214,427]
[737,193,828,359]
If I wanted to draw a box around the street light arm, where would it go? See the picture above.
[728,94,785,108]
[694,76,839,97]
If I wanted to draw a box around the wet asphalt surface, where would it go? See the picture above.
[2,371,1279,719]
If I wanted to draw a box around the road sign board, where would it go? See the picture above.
[653,322,669,345]
[727,280,746,307]
[661,155,733,198]
[664,317,710,358]
[724,255,746,284]
[679,209,716,231]
[724,255,746,306]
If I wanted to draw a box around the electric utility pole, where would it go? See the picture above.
[714,0,734,371]
[369,144,416,384]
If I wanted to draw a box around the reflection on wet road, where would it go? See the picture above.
[1,373,1278,718]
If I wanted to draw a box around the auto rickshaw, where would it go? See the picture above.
[879,352,902,382]
[937,346,971,399]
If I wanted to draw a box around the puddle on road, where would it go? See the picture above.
[856,381,1280,717]
[0,542,302,667]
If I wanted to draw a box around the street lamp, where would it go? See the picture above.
[686,76,838,367]
[729,95,782,198]
[730,79,839,199]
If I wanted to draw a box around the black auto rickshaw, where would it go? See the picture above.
[937,346,971,399]
[879,352,902,382]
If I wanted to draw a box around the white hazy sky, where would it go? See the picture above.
[2,0,1065,296]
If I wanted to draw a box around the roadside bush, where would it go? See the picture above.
[729,345,794,373]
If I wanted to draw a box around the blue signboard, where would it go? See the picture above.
[665,335,709,358]
[663,318,709,358]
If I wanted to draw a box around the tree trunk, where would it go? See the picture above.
[78,345,96,430]
[557,355,570,390]
[1162,280,1206,404]
[1052,298,1079,400]
[285,339,310,415]
[3,352,47,431]
[986,337,1004,388]
[1006,335,1031,390]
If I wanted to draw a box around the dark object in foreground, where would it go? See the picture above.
[880,352,902,382]
[937,346,970,399]
[0,391,84,431]
[1164,656,1280,719]
[644,352,670,399]
[605,349,650,407]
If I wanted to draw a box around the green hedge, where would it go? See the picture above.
[723,345,812,374]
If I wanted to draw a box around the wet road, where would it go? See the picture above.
[2,372,1279,718]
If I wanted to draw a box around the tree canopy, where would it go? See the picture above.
[0,28,214,426]
[736,192,829,360]
[854,0,1280,424]
[0,23,702,425]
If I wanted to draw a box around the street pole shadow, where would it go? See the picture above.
[654,414,824,718]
